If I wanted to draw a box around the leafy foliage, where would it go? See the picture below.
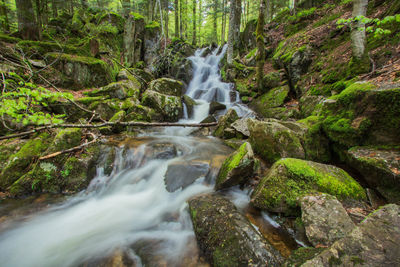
[0,72,73,126]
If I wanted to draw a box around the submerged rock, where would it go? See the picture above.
[215,142,255,190]
[300,194,355,247]
[251,158,366,215]
[188,194,284,267]
[164,161,210,192]
[302,204,400,266]
[345,146,400,203]
[209,101,226,115]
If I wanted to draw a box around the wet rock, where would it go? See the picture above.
[214,109,239,138]
[182,95,197,118]
[45,52,113,90]
[81,249,138,267]
[215,142,255,190]
[149,78,184,97]
[248,118,305,163]
[302,204,400,267]
[146,142,178,160]
[164,161,210,192]
[300,194,356,247]
[345,146,400,203]
[209,101,226,115]
[251,158,366,215]
[188,194,284,267]
[231,118,250,137]
[200,115,216,124]
[141,90,183,122]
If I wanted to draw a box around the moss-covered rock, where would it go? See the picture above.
[45,52,113,89]
[284,247,325,267]
[248,118,305,163]
[215,142,256,190]
[345,146,400,203]
[0,133,52,190]
[251,158,366,215]
[86,79,141,100]
[262,72,282,92]
[148,78,184,97]
[117,68,154,88]
[141,90,183,122]
[250,86,290,118]
[188,194,284,267]
[0,139,27,170]
[17,41,86,59]
[214,109,239,139]
[49,128,82,153]
[182,95,197,118]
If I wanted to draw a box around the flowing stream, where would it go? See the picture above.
[0,46,251,267]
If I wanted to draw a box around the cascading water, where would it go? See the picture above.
[0,46,248,266]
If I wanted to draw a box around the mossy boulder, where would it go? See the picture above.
[251,158,366,215]
[117,68,154,88]
[345,146,400,203]
[284,247,325,267]
[299,95,325,118]
[321,82,400,147]
[141,90,183,122]
[214,109,239,139]
[0,133,52,190]
[250,86,290,118]
[45,52,113,89]
[17,41,85,59]
[248,118,305,163]
[182,95,197,118]
[215,142,256,190]
[89,98,123,120]
[0,139,27,170]
[49,128,82,153]
[262,72,282,92]
[188,194,284,267]
[302,204,400,267]
[87,79,141,100]
[148,78,184,97]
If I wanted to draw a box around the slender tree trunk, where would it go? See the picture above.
[52,0,57,17]
[0,0,10,32]
[69,0,73,14]
[175,0,179,37]
[192,0,196,45]
[122,0,130,17]
[184,0,187,38]
[351,0,368,59]
[256,0,265,92]
[80,0,87,8]
[198,0,202,44]
[179,0,182,38]
[16,0,38,40]
[227,0,241,65]
[164,0,169,38]
[221,0,226,43]
[213,0,218,43]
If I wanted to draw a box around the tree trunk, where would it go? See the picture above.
[35,0,43,40]
[175,0,179,37]
[148,0,154,21]
[192,0,196,45]
[179,0,183,37]
[227,0,241,65]
[16,0,38,40]
[122,0,130,17]
[0,0,10,32]
[351,0,368,59]
[256,0,265,92]
[198,0,202,44]
[51,0,58,17]
[164,0,169,38]
[213,0,218,43]
[221,0,226,43]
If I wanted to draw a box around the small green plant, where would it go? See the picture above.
[0,72,73,126]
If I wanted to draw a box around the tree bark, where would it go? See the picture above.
[122,0,130,17]
[256,0,265,92]
[192,0,196,45]
[351,0,368,59]
[35,0,43,40]
[51,0,58,18]
[227,0,241,65]
[175,0,179,37]
[198,0,202,44]
[221,0,226,44]
[213,0,218,43]
[179,0,183,38]
[0,0,10,32]
[15,0,39,40]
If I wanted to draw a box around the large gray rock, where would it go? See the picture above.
[148,78,184,97]
[302,204,400,267]
[215,142,255,190]
[164,161,210,192]
[345,146,400,203]
[214,109,239,139]
[231,118,251,137]
[300,194,356,247]
[189,194,284,267]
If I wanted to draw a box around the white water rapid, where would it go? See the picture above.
[0,46,249,267]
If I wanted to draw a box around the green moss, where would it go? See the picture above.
[313,12,342,28]
[0,33,21,43]
[145,21,160,29]
[130,12,145,20]
[17,41,86,57]
[285,247,325,267]
[245,48,257,59]
[50,128,82,153]
[216,143,249,185]
[252,158,366,214]
[347,55,371,77]
[331,82,376,105]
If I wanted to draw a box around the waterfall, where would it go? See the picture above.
[0,46,247,267]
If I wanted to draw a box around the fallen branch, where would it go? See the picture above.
[39,133,98,160]
[0,121,218,140]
